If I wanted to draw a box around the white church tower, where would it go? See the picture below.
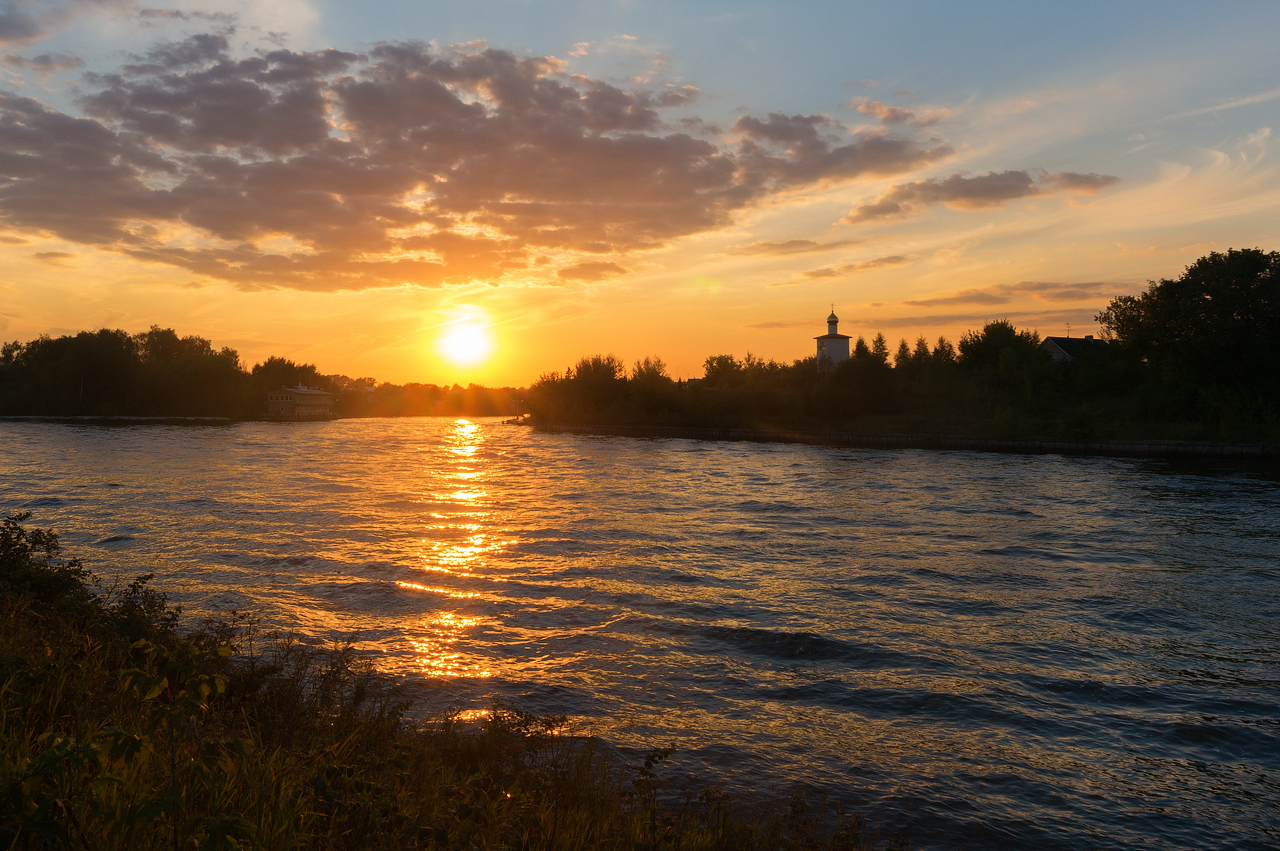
[814,307,851,371]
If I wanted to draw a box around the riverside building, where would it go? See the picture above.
[814,309,851,372]
[266,386,336,420]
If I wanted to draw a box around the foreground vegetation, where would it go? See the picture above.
[0,514,898,850]
[0,331,521,420]
[529,249,1280,442]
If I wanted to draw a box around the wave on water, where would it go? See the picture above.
[2,418,1278,851]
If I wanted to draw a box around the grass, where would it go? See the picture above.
[0,513,905,850]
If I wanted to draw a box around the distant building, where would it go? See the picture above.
[266,385,336,420]
[815,309,851,371]
[1041,335,1107,364]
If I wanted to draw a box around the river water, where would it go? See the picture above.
[1,418,1277,849]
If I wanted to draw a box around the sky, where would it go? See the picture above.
[1,0,1277,386]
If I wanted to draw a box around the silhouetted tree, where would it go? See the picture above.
[1097,248,1280,417]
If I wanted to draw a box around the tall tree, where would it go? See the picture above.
[1097,248,1280,408]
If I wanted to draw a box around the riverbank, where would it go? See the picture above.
[535,421,1280,459]
[0,513,892,850]
[0,415,235,425]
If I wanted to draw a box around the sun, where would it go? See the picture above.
[438,324,494,366]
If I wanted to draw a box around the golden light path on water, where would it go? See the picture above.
[405,419,505,678]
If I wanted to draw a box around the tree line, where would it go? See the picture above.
[0,327,523,419]
[529,249,1280,441]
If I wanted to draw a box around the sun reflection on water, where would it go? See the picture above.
[413,420,514,579]
[403,419,505,679]
[395,580,478,599]
[410,612,491,678]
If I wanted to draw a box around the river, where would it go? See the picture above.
[2,418,1277,849]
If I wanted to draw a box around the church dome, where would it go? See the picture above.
[827,310,839,324]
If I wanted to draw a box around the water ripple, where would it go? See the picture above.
[1,419,1278,850]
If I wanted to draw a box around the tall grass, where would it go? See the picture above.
[0,513,905,850]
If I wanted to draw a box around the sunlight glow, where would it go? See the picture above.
[438,324,494,366]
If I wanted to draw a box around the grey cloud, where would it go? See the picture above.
[728,238,862,256]
[138,8,236,24]
[1000,280,1117,301]
[1,51,83,72]
[844,168,1117,224]
[1041,171,1120,194]
[867,307,1102,330]
[0,91,182,244]
[0,0,125,48]
[905,289,1010,307]
[0,37,954,291]
[902,280,1121,308]
[654,85,699,107]
[733,112,952,187]
[31,250,73,263]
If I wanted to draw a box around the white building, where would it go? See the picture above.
[814,309,851,371]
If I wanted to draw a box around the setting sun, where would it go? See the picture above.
[438,324,494,367]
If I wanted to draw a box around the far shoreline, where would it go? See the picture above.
[534,421,1280,460]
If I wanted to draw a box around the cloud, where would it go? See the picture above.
[903,280,1120,307]
[845,97,953,127]
[732,112,952,187]
[744,319,814,329]
[0,0,126,48]
[904,289,1010,307]
[137,8,236,24]
[852,99,915,125]
[802,255,910,278]
[31,250,73,264]
[1000,280,1118,301]
[556,261,628,281]
[1040,171,1119,194]
[1161,86,1280,122]
[727,238,862,256]
[1,51,83,72]
[865,307,1104,331]
[0,37,955,291]
[844,168,1118,224]
[910,108,952,126]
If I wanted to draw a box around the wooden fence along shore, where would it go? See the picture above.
[536,422,1280,459]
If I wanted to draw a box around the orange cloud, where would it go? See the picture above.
[845,97,953,127]
[802,255,910,277]
[727,238,863,256]
[556,261,628,281]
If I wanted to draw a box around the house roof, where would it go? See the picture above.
[1041,336,1107,360]
[279,385,333,397]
